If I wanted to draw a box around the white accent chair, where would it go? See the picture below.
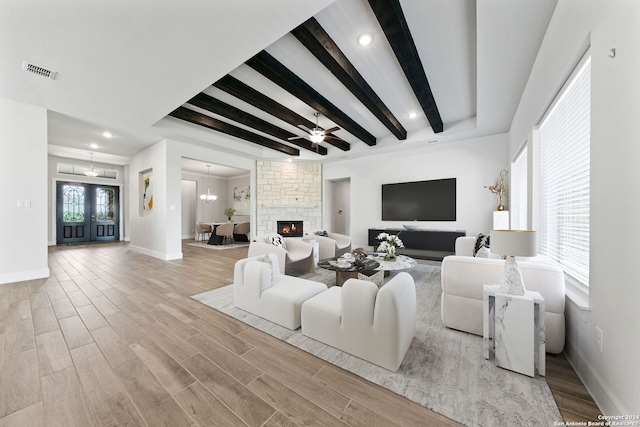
[301,272,416,371]
[248,233,315,274]
[304,230,352,260]
[441,236,566,354]
[233,254,327,330]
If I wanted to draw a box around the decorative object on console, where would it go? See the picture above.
[224,207,235,220]
[403,222,419,230]
[376,232,404,261]
[490,230,537,295]
[485,168,509,211]
[314,230,329,237]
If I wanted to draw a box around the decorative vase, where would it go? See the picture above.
[384,253,397,261]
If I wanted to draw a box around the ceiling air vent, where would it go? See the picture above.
[22,61,56,80]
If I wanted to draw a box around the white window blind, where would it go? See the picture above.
[511,146,528,230]
[536,55,590,286]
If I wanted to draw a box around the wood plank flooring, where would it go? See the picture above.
[0,241,600,426]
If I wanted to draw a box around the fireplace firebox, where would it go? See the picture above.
[277,220,303,237]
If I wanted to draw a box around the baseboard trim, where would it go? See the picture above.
[0,268,50,285]
[565,335,627,416]
[127,245,183,261]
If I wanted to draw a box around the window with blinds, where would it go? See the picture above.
[534,54,590,287]
[511,146,528,230]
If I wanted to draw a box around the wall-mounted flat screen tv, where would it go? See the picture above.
[382,178,456,221]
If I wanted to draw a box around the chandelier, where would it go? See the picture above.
[200,164,217,203]
[84,152,99,177]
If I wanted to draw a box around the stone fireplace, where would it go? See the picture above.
[256,161,322,235]
[277,220,304,237]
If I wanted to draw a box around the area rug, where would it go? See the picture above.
[191,265,562,426]
[186,242,249,251]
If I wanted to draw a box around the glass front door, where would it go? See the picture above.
[56,182,120,244]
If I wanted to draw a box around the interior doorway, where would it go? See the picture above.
[56,182,120,244]
[330,179,350,235]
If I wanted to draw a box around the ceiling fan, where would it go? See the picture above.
[288,112,340,147]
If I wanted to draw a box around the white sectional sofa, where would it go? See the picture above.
[441,236,566,354]
[233,254,327,330]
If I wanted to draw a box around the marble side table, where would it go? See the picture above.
[483,285,545,377]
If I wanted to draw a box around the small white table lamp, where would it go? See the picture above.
[490,230,537,295]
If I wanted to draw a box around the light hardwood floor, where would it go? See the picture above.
[0,241,599,426]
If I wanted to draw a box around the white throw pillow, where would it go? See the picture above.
[475,246,504,259]
[475,246,491,258]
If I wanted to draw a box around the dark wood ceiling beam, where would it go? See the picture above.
[367,0,444,133]
[291,18,407,140]
[213,75,350,151]
[188,92,328,155]
[169,106,300,156]
[246,50,377,146]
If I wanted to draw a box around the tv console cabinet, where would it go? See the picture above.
[367,228,466,261]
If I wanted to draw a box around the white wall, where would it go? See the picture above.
[0,98,49,284]
[323,134,509,249]
[180,180,196,238]
[128,140,178,259]
[181,171,228,224]
[47,155,127,245]
[130,139,255,259]
[509,0,640,415]
[179,170,251,238]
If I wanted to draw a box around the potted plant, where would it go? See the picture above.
[375,232,404,260]
[224,207,236,221]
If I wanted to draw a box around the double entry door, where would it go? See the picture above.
[56,182,120,244]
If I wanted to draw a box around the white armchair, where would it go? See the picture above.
[233,254,327,330]
[248,233,315,274]
[301,272,416,371]
[441,236,566,353]
[304,230,352,260]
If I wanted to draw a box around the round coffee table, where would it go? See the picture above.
[369,254,418,274]
[317,257,380,287]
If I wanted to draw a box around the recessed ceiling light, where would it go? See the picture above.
[358,33,373,46]
[89,143,99,149]
[408,111,418,119]
[102,132,112,138]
